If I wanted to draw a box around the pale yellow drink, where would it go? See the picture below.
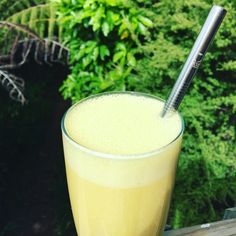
[62,92,183,236]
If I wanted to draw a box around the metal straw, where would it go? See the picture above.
[161,5,227,117]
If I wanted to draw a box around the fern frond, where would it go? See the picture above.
[0,21,43,42]
[0,2,68,104]
[0,0,47,20]
[44,39,69,65]
[6,4,59,40]
[7,4,48,23]
[0,37,68,104]
[0,70,26,104]
[38,4,47,38]
[20,7,31,25]
[0,20,69,67]
[48,3,57,40]
[29,5,39,30]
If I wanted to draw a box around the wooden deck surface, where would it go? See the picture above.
[164,218,236,236]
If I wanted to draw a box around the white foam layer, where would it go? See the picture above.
[65,93,182,155]
[63,93,183,187]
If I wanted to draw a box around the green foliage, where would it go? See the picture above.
[57,0,153,102]
[6,3,59,40]
[0,0,49,50]
[0,0,46,20]
[126,0,236,228]
[0,0,68,103]
[0,0,61,41]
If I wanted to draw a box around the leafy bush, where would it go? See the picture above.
[57,0,153,102]
[56,0,236,229]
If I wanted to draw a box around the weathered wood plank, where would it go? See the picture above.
[164,218,236,236]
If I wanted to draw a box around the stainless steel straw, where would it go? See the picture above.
[161,5,227,117]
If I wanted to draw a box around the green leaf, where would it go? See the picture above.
[76,47,86,61]
[118,20,128,35]
[138,15,153,28]
[113,51,125,63]
[99,45,110,60]
[100,80,113,90]
[107,10,120,29]
[130,19,138,32]
[82,56,92,68]
[102,21,109,36]
[89,5,105,31]
[127,52,136,67]
[115,42,126,52]
[75,9,92,23]
[120,30,129,39]
[92,47,99,61]
[112,13,120,23]
[104,0,117,6]
[84,0,95,8]
[85,41,97,53]
[138,22,147,35]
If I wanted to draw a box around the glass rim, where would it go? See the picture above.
[61,91,185,160]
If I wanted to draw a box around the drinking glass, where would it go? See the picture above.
[61,92,184,236]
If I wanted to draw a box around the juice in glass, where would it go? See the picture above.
[61,92,184,236]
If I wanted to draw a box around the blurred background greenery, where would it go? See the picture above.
[0,0,235,235]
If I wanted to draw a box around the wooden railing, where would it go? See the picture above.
[164,218,236,236]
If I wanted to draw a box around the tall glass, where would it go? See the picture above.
[61,92,184,236]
